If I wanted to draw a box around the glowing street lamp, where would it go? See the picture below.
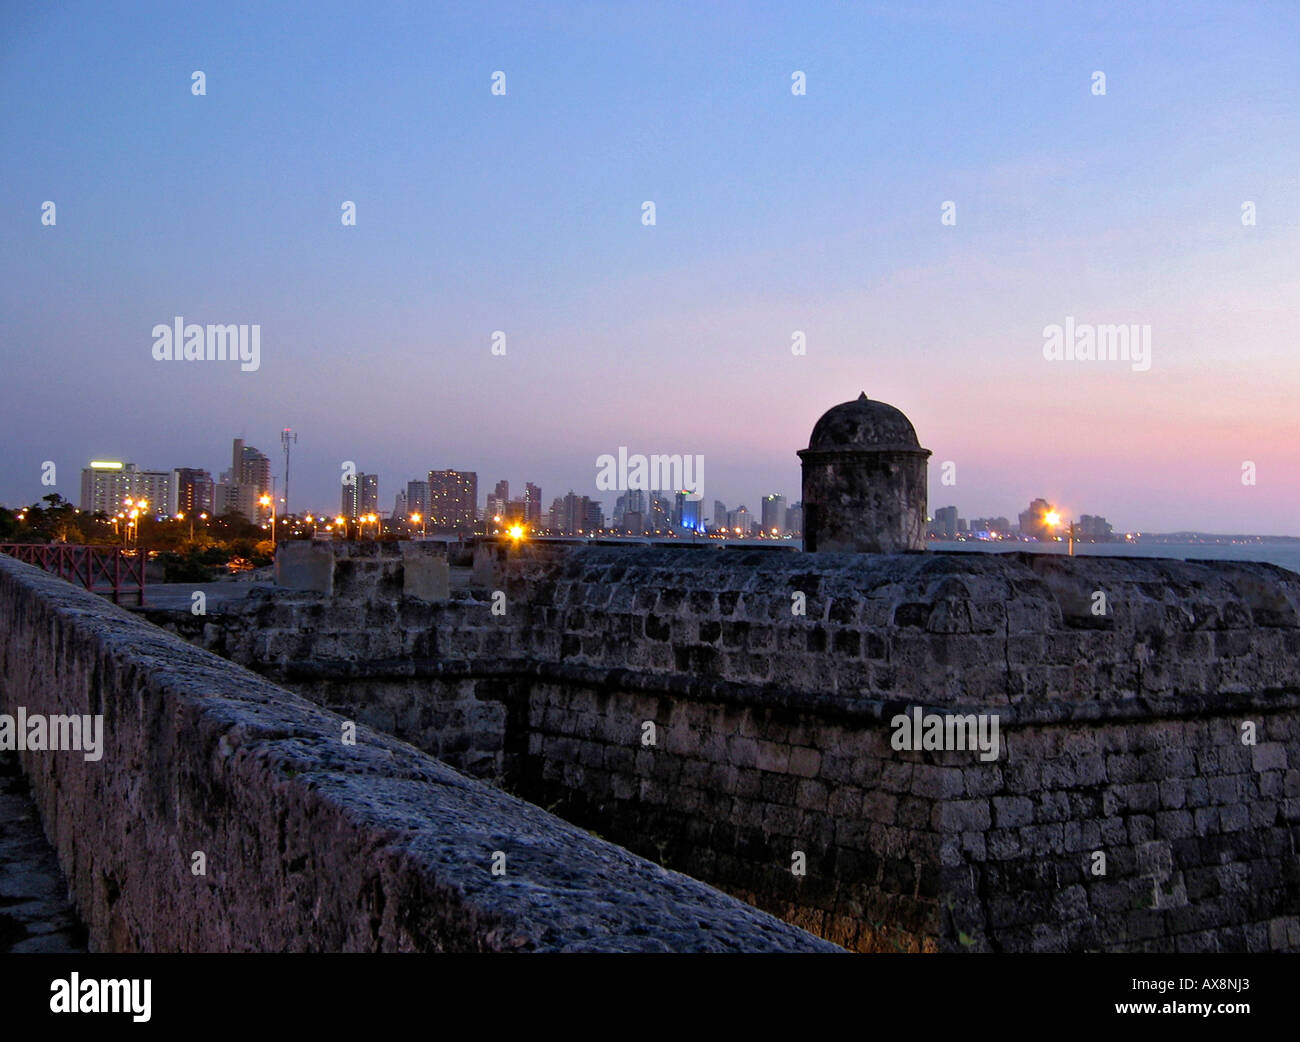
[259,494,276,544]
[410,512,425,537]
[1042,509,1078,555]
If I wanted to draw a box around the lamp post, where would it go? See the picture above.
[1042,509,1077,556]
[260,494,277,544]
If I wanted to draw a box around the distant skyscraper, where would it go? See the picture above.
[486,479,510,522]
[548,497,565,533]
[393,490,408,520]
[786,502,803,537]
[79,462,175,516]
[582,497,603,532]
[561,491,583,535]
[761,494,787,536]
[219,438,273,521]
[713,500,727,530]
[1019,498,1054,541]
[427,469,477,530]
[341,478,359,520]
[969,517,1013,537]
[932,505,958,540]
[406,480,429,518]
[614,490,648,528]
[728,506,751,535]
[648,494,669,533]
[1079,514,1114,540]
[174,468,214,516]
[524,482,542,525]
[359,473,379,516]
[681,496,702,533]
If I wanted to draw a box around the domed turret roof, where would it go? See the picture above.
[805,393,923,452]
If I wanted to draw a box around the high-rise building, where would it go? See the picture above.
[786,502,803,537]
[523,483,542,525]
[341,478,359,520]
[359,473,379,516]
[648,494,670,533]
[393,490,408,520]
[561,491,583,535]
[215,439,273,521]
[547,497,566,533]
[1019,498,1055,541]
[79,462,175,516]
[761,494,787,537]
[132,471,175,516]
[1078,514,1114,541]
[613,490,648,528]
[727,506,751,535]
[174,468,214,517]
[406,480,429,518]
[931,505,959,540]
[234,439,272,520]
[969,517,1013,537]
[582,497,603,532]
[427,470,477,530]
[681,496,703,533]
[486,480,510,522]
[713,500,727,530]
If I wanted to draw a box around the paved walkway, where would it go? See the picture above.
[0,751,87,952]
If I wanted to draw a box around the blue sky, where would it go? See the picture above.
[2,1,1298,530]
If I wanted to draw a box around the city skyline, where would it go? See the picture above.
[2,4,1298,533]
[25,432,1296,540]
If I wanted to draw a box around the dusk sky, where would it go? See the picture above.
[2,2,1297,532]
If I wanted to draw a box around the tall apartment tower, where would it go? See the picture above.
[427,470,478,531]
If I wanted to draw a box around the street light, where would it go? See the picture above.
[260,494,276,544]
[1042,509,1078,555]
[410,512,425,537]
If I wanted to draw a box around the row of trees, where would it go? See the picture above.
[0,495,275,580]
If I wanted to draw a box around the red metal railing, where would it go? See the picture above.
[0,544,146,605]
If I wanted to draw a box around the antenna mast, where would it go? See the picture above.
[281,428,298,514]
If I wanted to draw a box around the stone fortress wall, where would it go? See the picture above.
[0,553,837,952]
[154,541,1300,952]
